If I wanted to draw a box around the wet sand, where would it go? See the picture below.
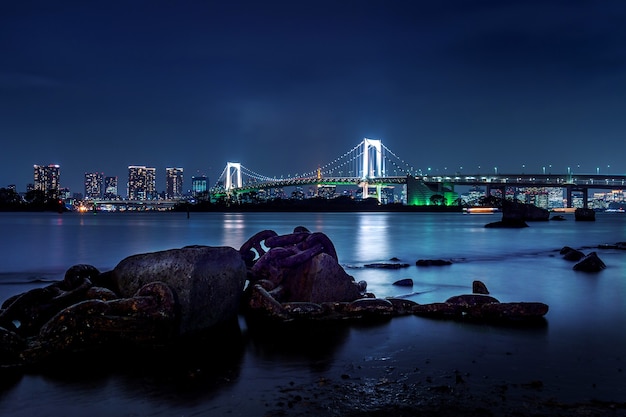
[262,368,626,416]
[2,311,626,417]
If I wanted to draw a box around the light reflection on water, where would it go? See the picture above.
[1,211,626,415]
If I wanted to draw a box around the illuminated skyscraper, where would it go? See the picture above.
[166,167,184,199]
[191,175,208,199]
[128,166,156,200]
[84,172,104,199]
[146,167,156,199]
[33,164,61,198]
[104,176,118,199]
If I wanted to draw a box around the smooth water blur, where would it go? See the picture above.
[1,211,626,415]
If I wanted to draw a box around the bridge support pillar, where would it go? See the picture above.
[566,186,589,209]
[359,182,382,203]
[566,185,572,208]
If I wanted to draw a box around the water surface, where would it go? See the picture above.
[1,211,625,416]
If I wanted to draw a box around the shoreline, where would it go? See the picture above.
[264,374,626,416]
[263,360,626,417]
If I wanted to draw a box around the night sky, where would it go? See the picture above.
[2,0,625,195]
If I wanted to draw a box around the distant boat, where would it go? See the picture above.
[605,208,625,213]
[463,207,500,215]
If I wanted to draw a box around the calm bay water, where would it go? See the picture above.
[1,211,626,415]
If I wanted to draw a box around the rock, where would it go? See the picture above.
[364,263,410,269]
[485,219,529,228]
[445,294,500,307]
[573,252,606,272]
[598,243,618,249]
[472,280,489,294]
[282,302,325,318]
[63,264,101,289]
[413,296,549,322]
[278,253,364,303]
[415,259,452,266]
[0,326,26,365]
[477,302,549,320]
[561,247,585,261]
[393,278,414,287]
[386,298,420,315]
[598,242,626,250]
[413,302,463,317]
[346,298,395,317]
[111,246,246,335]
[550,215,566,221]
[560,246,576,255]
[575,208,595,221]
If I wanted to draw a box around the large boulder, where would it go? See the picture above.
[278,252,364,303]
[573,252,606,272]
[575,208,595,221]
[111,246,246,335]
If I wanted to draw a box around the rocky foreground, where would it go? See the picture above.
[0,226,555,368]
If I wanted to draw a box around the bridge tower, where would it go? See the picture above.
[225,162,242,193]
[360,138,384,201]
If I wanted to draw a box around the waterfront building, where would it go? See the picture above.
[380,186,396,204]
[406,176,456,206]
[128,166,157,200]
[84,172,104,199]
[59,187,71,199]
[166,167,184,199]
[33,164,60,199]
[547,188,565,209]
[146,167,156,199]
[316,185,336,199]
[104,176,118,199]
[191,175,207,199]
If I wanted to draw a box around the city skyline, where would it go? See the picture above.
[2,1,626,193]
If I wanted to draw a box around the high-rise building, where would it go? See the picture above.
[33,164,61,199]
[127,166,157,200]
[166,167,184,199]
[146,167,156,200]
[191,175,208,199]
[84,172,104,199]
[104,176,118,199]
